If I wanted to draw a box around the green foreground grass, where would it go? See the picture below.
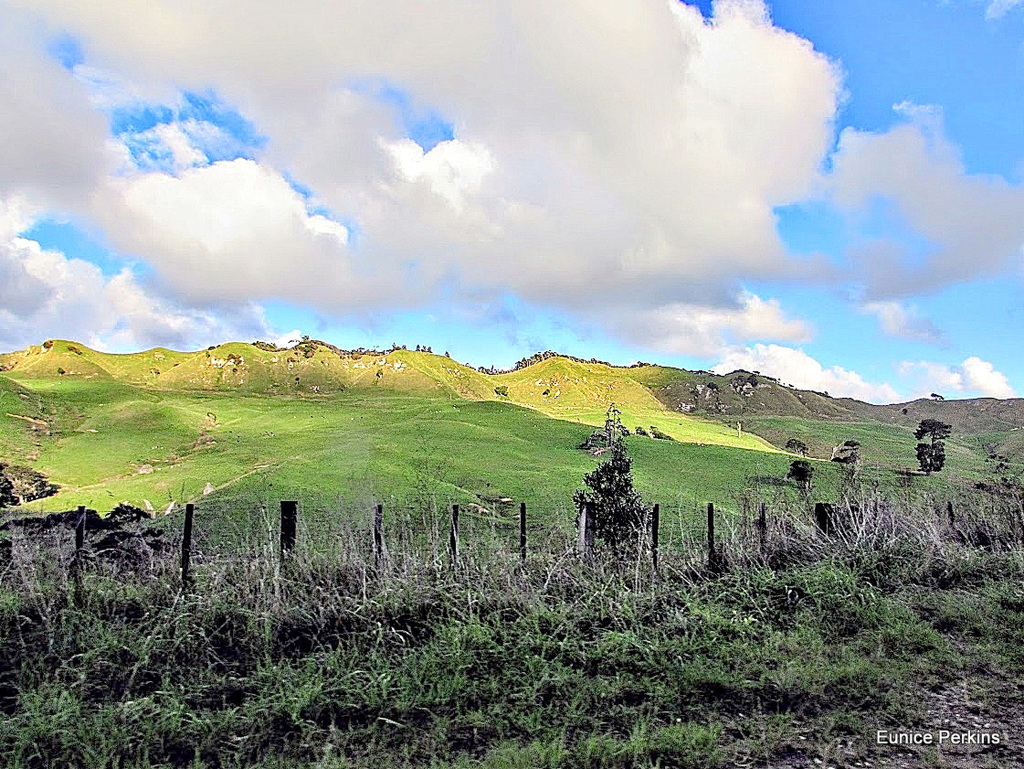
[3,488,1024,768]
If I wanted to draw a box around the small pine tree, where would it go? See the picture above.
[915,419,951,475]
[572,438,645,554]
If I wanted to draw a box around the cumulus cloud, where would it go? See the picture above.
[15,0,842,348]
[713,344,901,403]
[18,0,1016,373]
[93,159,369,307]
[387,138,497,213]
[861,300,945,344]
[830,102,1024,298]
[273,329,304,348]
[0,196,271,351]
[610,293,812,357]
[898,357,1018,399]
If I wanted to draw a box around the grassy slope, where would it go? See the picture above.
[2,375,825,523]
[2,338,1014,519]
[492,358,778,452]
[740,415,991,482]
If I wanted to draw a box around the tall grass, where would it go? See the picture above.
[1,483,1022,767]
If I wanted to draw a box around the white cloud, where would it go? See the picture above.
[962,356,1016,397]
[386,138,496,212]
[714,344,901,403]
[273,330,304,348]
[94,159,367,307]
[986,0,1024,19]
[898,356,1017,399]
[16,0,843,343]
[611,293,812,357]
[830,102,1024,298]
[123,121,210,172]
[861,300,945,344]
[0,196,270,351]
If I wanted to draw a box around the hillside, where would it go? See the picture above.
[1,338,1021,515]
[4,339,1023,459]
[0,340,780,452]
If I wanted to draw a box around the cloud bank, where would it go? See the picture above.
[8,0,842,354]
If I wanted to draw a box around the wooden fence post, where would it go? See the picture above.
[519,502,527,563]
[651,503,660,573]
[577,501,594,559]
[75,505,85,559]
[814,502,833,536]
[72,505,86,588]
[280,500,297,559]
[577,503,587,557]
[707,502,717,571]
[181,503,194,588]
[758,502,767,553]
[585,501,595,555]
[373,503,384,569]
[449,504,459,563]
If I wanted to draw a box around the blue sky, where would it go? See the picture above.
[2,0,1023,403]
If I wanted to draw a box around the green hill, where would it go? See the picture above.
[1,338,1019,515]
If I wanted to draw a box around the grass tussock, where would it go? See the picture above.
[2,486,1024,767]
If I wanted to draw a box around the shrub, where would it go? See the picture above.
[649,426,675,441]
[0,464,57,503]
[787,459,814,491]
[572,438,646,553]
[494,385,510,398]
[785,438,808,456]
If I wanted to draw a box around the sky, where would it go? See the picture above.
[1,0,1023,404]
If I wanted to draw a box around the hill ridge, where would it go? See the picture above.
[3,339,1024,451]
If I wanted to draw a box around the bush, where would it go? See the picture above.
[786,460,813,491]
[0,464,57,504]
[494,385,510,398]
[573,439,646,554]
[0,473,14,507]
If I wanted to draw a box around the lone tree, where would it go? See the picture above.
[786,459,814,491]
[785,438,809,457]
[915,418,951,475]
[573,437,645,554]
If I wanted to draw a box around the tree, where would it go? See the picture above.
[572,438,645,554]
[785,438,809,457]
[0,472,15,508]
[914,419,951,475]
[786,459,814,491]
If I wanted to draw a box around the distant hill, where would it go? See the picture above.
[3,339,1023,459]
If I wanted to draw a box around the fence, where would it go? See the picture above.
[40,493,1010,592]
